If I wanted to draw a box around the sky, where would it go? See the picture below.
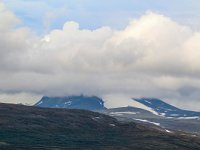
[0,0,200,111]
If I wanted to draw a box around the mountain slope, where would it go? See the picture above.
[0,103,200,150]
[101,106,200,133]
[134,98,200,118]
[103,95,158,115]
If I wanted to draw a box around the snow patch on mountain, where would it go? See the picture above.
[133,118,160,126]
[178,116,199,120]
[165,129,173,133]
[37,101,43,105]
[65,101,72,105]
[110,111,138,116]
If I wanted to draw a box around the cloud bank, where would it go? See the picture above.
[0,2,200,110]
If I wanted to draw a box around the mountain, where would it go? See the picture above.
[35,95,105,110]
[35,95,200,119]
[0,103,200,150]
[134,98,200,118]
[35,95,200,133]
[101,106,200,133]
[102,96,200,133]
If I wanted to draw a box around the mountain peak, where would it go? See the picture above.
[35,95,105,110]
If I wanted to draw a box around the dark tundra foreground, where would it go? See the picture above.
[0,103,199,150]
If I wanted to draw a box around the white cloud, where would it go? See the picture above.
[0,2,19,30]
[0,92,41,105]
[0,2,200,110]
